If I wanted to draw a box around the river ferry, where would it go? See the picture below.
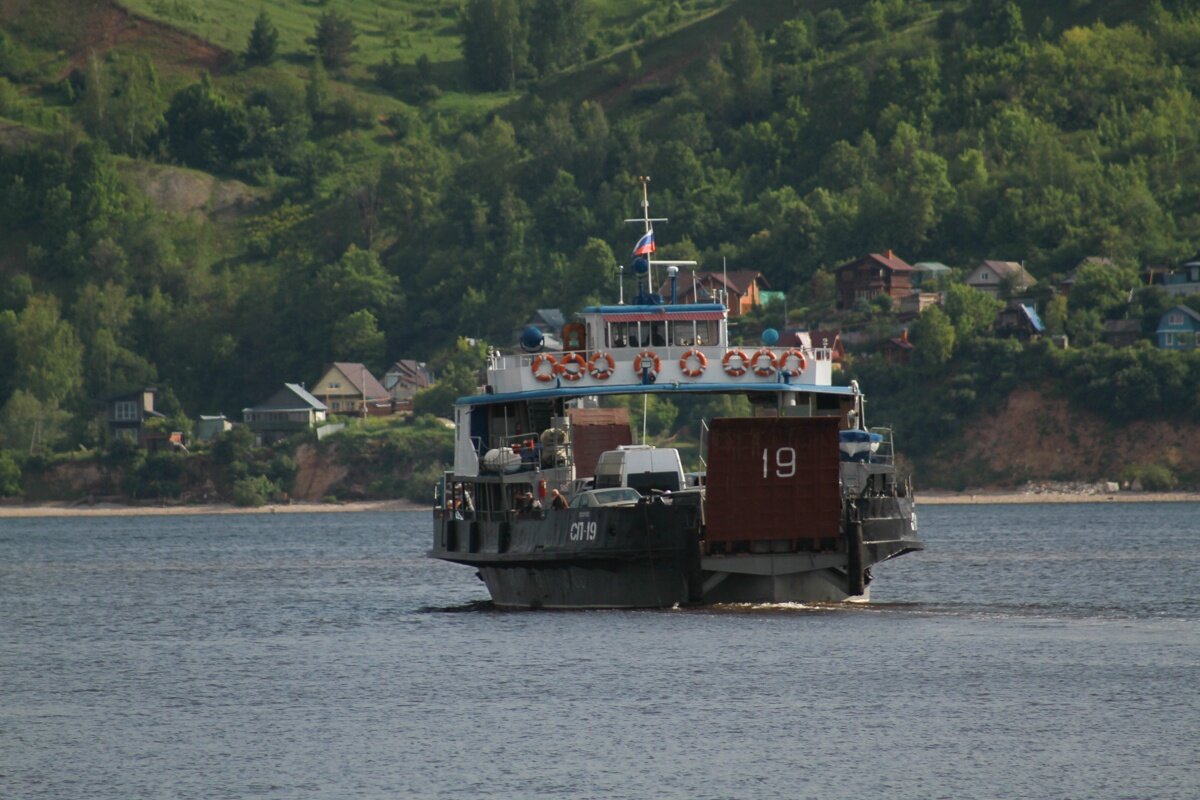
[430,179,922,608]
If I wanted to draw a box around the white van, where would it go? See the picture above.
[593,445,685,494]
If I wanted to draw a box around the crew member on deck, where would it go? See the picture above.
[550,489,568,510]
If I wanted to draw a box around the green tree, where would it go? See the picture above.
[305,58,330,119]
[315,246,400,321]
[11,295,83,406]
[78,51,165,155]
[164,74,248,170]
[1043,294,1068,336]
[412,338,488,418]
[332,309,386,371]
[461,0,527,91]
[943,284,1003,340]
[1070,261,1137,316]
[529,0,588,75]
[309,10,358,70]
[910,305,956,370]
[245,10,280,66]
[0,449,20,496]
[0,390,71,453]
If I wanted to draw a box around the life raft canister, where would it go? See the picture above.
[556,352,587,381]
[778,348,808,377]
[750,348,777,377]
[722,349,749,377]
[531,353,558,382]
[679,349,707,377]
[588,351,616,380]
[633,349,661,375]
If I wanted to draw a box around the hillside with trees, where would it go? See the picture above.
[2,0,1200,500]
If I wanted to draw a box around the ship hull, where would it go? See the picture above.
[431,496,920,609]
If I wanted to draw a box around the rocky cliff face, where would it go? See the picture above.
[917,388,1200,490]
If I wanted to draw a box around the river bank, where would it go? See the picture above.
[0,499,426,518]
[3,491,1198,517]
[919,490,1200,505]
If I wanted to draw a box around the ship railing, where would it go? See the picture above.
[492,345,832,373]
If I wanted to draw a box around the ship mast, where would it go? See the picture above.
[624,176,697,304]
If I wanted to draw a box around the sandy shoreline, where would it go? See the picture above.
[1,492,1197,517]
[0,499,427,518]
[918,491,1200,505]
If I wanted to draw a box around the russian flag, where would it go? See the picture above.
[632,230,656,257]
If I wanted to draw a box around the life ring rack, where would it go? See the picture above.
[531,353,558,382]
[778,348,808,377]
[633,350,661,375]
[556,352,587,381]
[750,348,777,377]
[722,349,749,377]
[679,349,707,378]
[588,351,616,380]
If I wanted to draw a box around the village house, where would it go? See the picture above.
[1101,319,1142,348]
[243,383,327,446]
[383,359,434,404]
[195,414,233,442]
[1156,305,1200,350]
[1145,254,1200,297]
[107,388,166,446]
[965,259,1036,297]
[834,251,914,310]
[1059,256,1115,298]
[661,270,769,316]
[881,328,914,364]
[898,292,943,319]
[910,261,952,290]
[996,303,1046,342]
[312,362,390,415]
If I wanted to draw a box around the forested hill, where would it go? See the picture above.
[1,0,1200,481]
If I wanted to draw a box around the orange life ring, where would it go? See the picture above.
[556,352,587,381]
[588,351,615,380]
[722,349,749,377]
[531,354,558,382]
[679,349,707,377]
[632,350,661,375]
[778,348,808,376]
[750,348,777,377]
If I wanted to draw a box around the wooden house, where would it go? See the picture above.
[1101,319,1142,348]
[881,329,914,364]
[660,270,769,316]
[834,251,913,310]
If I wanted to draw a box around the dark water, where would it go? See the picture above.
[2,503,1197,800]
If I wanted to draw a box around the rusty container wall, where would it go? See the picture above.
[705,417,842,544]
[567,407,633,478]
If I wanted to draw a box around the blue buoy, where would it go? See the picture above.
[762,327,780,346]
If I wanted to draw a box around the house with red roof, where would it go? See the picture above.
[834,251,914,310]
